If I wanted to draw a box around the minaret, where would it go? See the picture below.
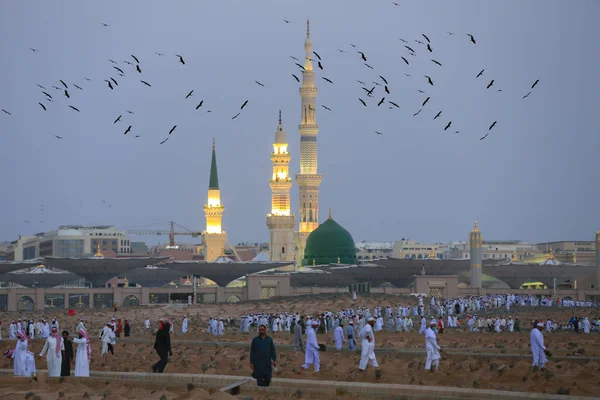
[469,221,482,289]
[266,111,296,261]
[296,20,322,263]
[596,230,600,291]
[202,138,227,262]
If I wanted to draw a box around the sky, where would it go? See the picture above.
[1,0,599,246]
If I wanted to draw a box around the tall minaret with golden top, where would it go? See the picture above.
[202,138,227,262]
[296,20,322,263]
[266,111,296,261]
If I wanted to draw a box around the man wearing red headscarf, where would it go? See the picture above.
[39,326,64,376]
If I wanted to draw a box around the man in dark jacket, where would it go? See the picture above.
[250,324,277,387]
[60,330,74,376]
[124,320,131,337]
[152,322,172,373]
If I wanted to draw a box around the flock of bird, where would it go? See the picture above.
[1,5,541,145]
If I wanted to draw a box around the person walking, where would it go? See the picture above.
[73,330,91,377]
[293,319,304,352]
[249,324,277,387]
[60,330,74,376]
[152,322,172,373]
[425,321,441,372]
[39,326,64,377]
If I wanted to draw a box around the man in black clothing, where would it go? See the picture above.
[124,320,131,337]
[250,324,277,387]
[60,330,74,376]
[152,322,172,373]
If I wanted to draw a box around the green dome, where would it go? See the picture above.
[302,218,357,266]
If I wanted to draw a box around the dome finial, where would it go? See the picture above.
[328,208,332,220]
[212,137,215,151]
[278,109,282,125]
[307,19,310,39]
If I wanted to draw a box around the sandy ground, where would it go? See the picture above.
[2,293,600,398]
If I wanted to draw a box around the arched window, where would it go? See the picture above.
[282,246,285,254]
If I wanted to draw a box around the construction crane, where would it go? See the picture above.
[124,221,201,247]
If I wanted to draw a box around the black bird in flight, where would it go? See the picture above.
[434,110,442,119]
[108,59,117,64]
[141,80,151,87]
[375,131,383,135]
[30,48,38,52]
[2,109,12,115]
[74,84,83,90]
[282,19,291,24]
[489,121,497,130]
[359,51,367,62]
[399,38,408,43]
[38,102,47,111]
[531,79,540,89]
[480,133,489,140]
[487,80,494,89]
[404,45,415,53]
[322,77,333,84]
[241,100,249,110]
[42,91,52,99]
[422,97,430,106]
[124,125,131,135]
[313,51,321,60]
[322,105,332,111]
[476,69,485,78]
[290,56,299,61]
[185,90,194,99]
[363,87,375,97]
[110,77,118,86]
[255,81,265,87]
[384,85,390,94]
[389,101,400,108]
[114,66,124,74]
[413,109,422,117]
[101,23,109,27]
[415,40,425,45]
[377,97,385,106]
[54,135,63,139]
[362,63,373,70]
[417,90,425,93]
[447,32,455,35]
[45,98,54,103]
[295,63,305,70]
[131,54,140,63]
[522,91,532,99]
[36,84,46,89]
[379,75,388,85]
[425,76,434,86]
[467,34,476,44]
[427,44,433,53]
[117,73,125,77]
[114,115,122,123]
[337,49,346,53]
[123,61,134,65]
[317,61,323,70]
[359,98,367,107]
[60,80,68,89]
[176,54,185,64]
[431,59,442,66]
[350,43,358,48]
[401,56,409,65]
[169,125,177,134]
[83,77,92,81]
[105,80,114,90]
[155,52,164,56]
[136,65,142,73]
[160,137,169,145]
[69,105,80,112]
[195,101,204,110]
[357,80,366,85]
[126,110,134,114]
[444,121,452,130]
[231,112,241,120]
[393,1,399,5]
[64,90,70,98]
[422,33,430,43]
[292,74,300,82]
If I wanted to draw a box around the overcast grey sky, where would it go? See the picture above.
[1,0,599,246]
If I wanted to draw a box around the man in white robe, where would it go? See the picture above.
[13,332,36,376]
[530,322,548,370]
[425,321,441,371]
[99,323,112,357]
[218,319,225,335]
[582,317,590,334]
[39,327,64,377]
[73,330,91,377]
[145,318,151,330]
[358,317,379,372]
[334,323,345,351]
[182,315,188,334]
[302,320,320,372]
[76,318,87,333]
[9,321,18,339]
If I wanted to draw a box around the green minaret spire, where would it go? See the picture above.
[209,137,219,189]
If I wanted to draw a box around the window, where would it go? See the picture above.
[281,246,285,254]
[112,240,117,245]
[102,240,107,245]
[92,240,97,245]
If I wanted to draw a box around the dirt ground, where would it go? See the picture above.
[2,293,600,397]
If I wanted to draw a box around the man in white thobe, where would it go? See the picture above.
[302,321,320,372]
[425,321,441,371]
[73,330,91,377]
[182,316,188,334]
[145,318,151,330]
[333,323,345,351]
[358,317,379,372]
[76,318,87,333]
[530,322,548,370]
[39,327,64,377]
[99,323,112,357]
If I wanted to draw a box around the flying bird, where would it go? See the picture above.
[425,76,434,85]
[292,74,300,82]
[155,52,164,56]
[337,49,346,53]
[415,40,425,45]
[110,77,118,86]
[60,80,68,89]
[431,59,442,66]
[29,48,38,52]
[195,101,204,109]
[427,44,433,52]
[447,32,455,35]
[38,102,47,111]
[160,137,169,145]
[379,75,388,85]
[375,131,383,135]
[255,81,265,87]
[231,112,241,120]
[64,90,70,98]
[185,90,194,99]
[384,85,390,94]
[359,51,367,61]
[42,91,52,98]
[83,77,92,81]
[295,63,305,70]
[2,109,12,115]
[168,125,177,135]
[413,109,422,117]
[404,45,415,53]
[176,54,185,64]
[522,91,532,99]
[322,77,333,84]
[123,61,133,65]
[105,80,113,90]
[422,34,430,43]
[52,86,61,90]
[131,54,140,63]
[489,121,497,130]
[359,98,367,107]
[364,63,374,69]
[422,97,430,106]
[444,121,452,130]
[54,135,63,139]
[401,56,409,65]
[467,34,476,44]
[141,80,151,87]
[126,110,134,114]
[282,19,291,24]
[69,105,80,112]
[73,84,83,90]
[114,115,122,123]
[290,56,299,61]
[480,133,489,140]
[322,105,331,111]
[114,66,124,74]
[240,100,249,110]
[101,23,110,27]
[487,80,494,89]
[317,61,323,70]
[389,101,399,108]
[36,84,46,89]
[531,79,540,89]
[124,125,131,135]
[108,59,117,64]
[434,110,442,119]
[476,69,485,78]
[377,97,385,106]
[313,51,321,60]
[417,90,425,93]
[136,65,142,73]
[350,44,358,48]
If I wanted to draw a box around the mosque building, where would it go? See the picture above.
[266,21,357,266]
